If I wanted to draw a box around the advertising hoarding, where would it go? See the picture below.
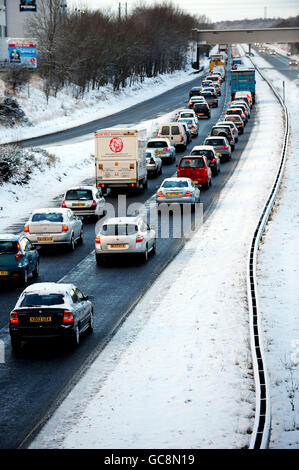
[8,39,37,68]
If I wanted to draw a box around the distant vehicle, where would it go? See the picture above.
[62,186,105,220]
[175,109,198,123]
[156,177,200,204]
[231,68,256,103]
[95,216,156,265]
[146,137,176,163]
[24,208,83,252]
[95,128,147,192]
[225,108,247,125]
[269,50,276,55]
[289,59,298,66]
[193,101,211,119]
[0,234,40,285]
[145,150,162,177]
[177,117,199,137]
[157,123,188,151]
[9,282,94,351]
[203,136,231,162]
[189,86,202,98]
[229,101,250,120]
[216,120,239,143]
[234,91,253,108]
[223,114,245,134]
[201,79,213,88]
[190,145,220,176]
[207,74,222,85]
[179,122,192,144]
[188,96,206,108]
[227,103,249,123]
[200,90,218,108]
[177,156,212,189]
[232,56,242,67]
[209,125,236,151]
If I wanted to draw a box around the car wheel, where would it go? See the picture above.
[69,234,75,252]
[11,335,22,353]
[96,254,104,266]
[71,325,80,347]
[19,268,28,286]
[141,245,148,263]
[78,227,84,245]
[87,311,94,333]
[32,259,39,279]
[151,240,156,256]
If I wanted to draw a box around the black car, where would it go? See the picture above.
[189,87,202,99]
[0,234,40,285]
[190,147,220,176]
[200,91,218,108]
[193,102,211,119]
[9,282,94,351]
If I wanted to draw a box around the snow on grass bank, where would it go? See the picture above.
[29,60,284,449]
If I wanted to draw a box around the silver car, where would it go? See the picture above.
[203,136,231,162]
[62,186,106,219]
[146,150,162,177]
[175,109,198,124]
[146,138,175,163]
[95,216,156,264]
[156,177,200,205]
[177,118,199,137]
[24,208,83,251]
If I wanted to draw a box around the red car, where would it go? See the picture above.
[177,156,212,189]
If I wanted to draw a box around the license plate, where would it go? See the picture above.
[110,244,127,249]
[168,192,182,197]
[73,203,85,207]
[198,113,204,115]
[39,237,53,242]
[216,152,220,155]
[30,317,52,323]
[156,151,162,155]
[0,271,8,276]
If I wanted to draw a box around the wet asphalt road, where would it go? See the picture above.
[0,62,259,449]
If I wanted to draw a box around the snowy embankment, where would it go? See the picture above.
[29,60,284,448]
[247,50,299,449]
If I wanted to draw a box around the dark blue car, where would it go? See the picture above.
[0,234,40,285]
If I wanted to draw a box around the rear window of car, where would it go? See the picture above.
[65,189,93,200]
[205,139,225,146]
[180,113,194,118]
[201,92,212,97]
[147,141,168,148]
[226,109,241,115]
[211,127,229,136]
[194,104,207,110]
[162,180,189,188]
[191,150,213,158]
[171,126,180,135]
[31,213,64,223]
[101,224,138,236]
[160,126,170,135]
[0,241,18,254]
[179,158,205,169]
[20,293,65,307]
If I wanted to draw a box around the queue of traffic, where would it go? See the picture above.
[2,53,255,351]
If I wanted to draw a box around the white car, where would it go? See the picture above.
[156,177,200,205]
[177,117,199,137]
[146,150,162,177]
[61,186,106,219]
[95,216,156,265]
[175,109,198,124]
[146,137,175,163]
[24,208,83,251]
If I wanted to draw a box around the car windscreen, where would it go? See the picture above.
[205,139,225,146]
[65,189,93,200]
[20,293,65,307]
[101,224,139,236]
[191,150,213,158]
[179,158,205,169]
[147,141,168,148]
[31,213,64,223]
[0,241,18,254]
[162,180,189,188]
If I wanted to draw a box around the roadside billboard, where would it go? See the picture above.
[8,39,37,68]
[20,0,37,12]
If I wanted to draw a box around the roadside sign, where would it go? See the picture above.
[19,0,37,12]
[8,38,37,68]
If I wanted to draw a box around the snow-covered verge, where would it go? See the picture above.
[0,57,210,146]
[29,61,284,449]
[247,50,299,449]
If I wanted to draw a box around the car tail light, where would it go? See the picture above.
[95,236,101,244]
[63,311,74,324]
[15,251,22,262]
[162,148,168,151]
[214,99,217,102]
[90,200,97,208]
[62,225,69,232]
[230,138,234,143]
[157,191,165,197]
[61,200,67,208]
[180,135,184,142]
[10,312,19,324]
[211,158,217,163]
[150,158,155,164]
[136,234,144,243]
[222,145,229,149]
[24,225,29,233]
[183,191,193,197]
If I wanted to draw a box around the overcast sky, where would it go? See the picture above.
[66,0,299,22]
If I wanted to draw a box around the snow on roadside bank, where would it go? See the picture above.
[247,51,299,449]
[29,63,284,449]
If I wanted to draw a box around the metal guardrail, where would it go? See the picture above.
[246,59,289,449]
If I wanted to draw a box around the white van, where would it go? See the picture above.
[157,122,187,151]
